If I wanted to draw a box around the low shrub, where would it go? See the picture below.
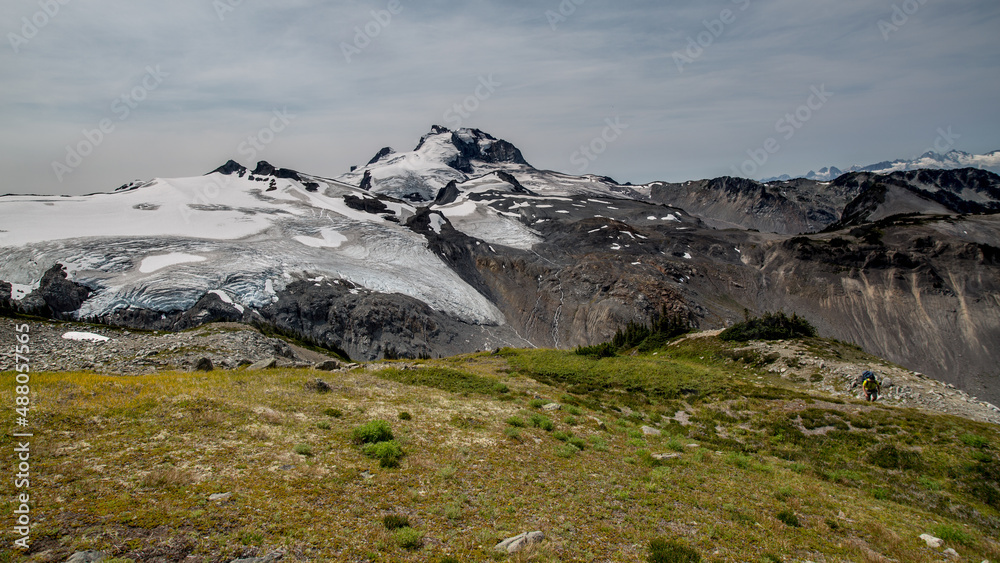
[362,440,404,468]
[776,509,800,527]
[556,443,579,458]
[530,414,554,431]
[324,407,343,418]
[506,416,526,428]
[383,513,410,530]
[393,526,423,550]
[867,443,922,471]
[398,411,412,421]
[293,444,313,457]
[575,342,617,358]
[932,524,972,545]
[352,420,394,444]
[590,437,609,451]
[648,538,701,562]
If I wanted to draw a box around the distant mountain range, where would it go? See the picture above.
[763,150,1000,182]
[2,126,999,404]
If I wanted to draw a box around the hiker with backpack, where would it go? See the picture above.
[862,370,880,402]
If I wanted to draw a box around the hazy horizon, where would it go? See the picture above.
[2,0,999,196]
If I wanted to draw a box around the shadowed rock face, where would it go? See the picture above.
[19,264,91,318]
[0,281,11,313]
[648,176,865,234]
[647,168,1000,236]
[831,169,1000,229]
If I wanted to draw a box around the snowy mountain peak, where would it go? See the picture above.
[209,160,247,176]
[338,126,533,202]
[367,147,396,166]
[764,149,1000,182]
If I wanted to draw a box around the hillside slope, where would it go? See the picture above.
[2,322,999,563]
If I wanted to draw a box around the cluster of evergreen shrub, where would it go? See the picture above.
[719,311,816,342]
[352,420,404,468]
[575,306,691,357]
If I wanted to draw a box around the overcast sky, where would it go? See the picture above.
[2,0,998,196]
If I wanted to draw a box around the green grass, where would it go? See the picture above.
[932,523,972,544]
[648,538,701,562]
[5,334,1000,563]
[961,433,990,448]
[502,347,728,403]
[372,366,509,396]
[393,527,423,550]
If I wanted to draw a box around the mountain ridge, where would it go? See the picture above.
[2,126,999,405]
[763,149,1000,182]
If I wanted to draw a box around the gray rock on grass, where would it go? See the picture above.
[919,533,943,548]
[248,358,277,371]
[495,531,544,554]
[230,550,283,563]
[65,552,106,563]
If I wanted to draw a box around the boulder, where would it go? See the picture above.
[541,403,561,411]
[230,550,283,563]
[641,425,662,436]
[64,552,106,563]
[248,358,277,371]
[919,533,943,548]
[495,531,544,554]
[314,360,341,371]
[304,378,332,393]
[194,357,214,372]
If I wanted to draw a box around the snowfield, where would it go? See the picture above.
[62,332,110,342]
[0,169,506,326]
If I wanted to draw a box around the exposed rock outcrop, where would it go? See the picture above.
[20,264,91,318]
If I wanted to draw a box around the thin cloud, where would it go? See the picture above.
[0,0,997,194]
